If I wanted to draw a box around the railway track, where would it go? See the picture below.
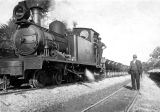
[0,74,120,96]
[81,83,139,112]
[0,80,94,96]
[125,91,139,112]
[0,76,132,112]
[0,87,38,96]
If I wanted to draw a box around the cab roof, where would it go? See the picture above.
[73,27,99,35]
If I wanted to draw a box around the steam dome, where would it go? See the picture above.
[49,21,66,36]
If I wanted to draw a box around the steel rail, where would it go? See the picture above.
[0,80,91,96]
[0,87,44,96]
[0,75,129,96]
[125,90,139,112]
[81,83,130,112]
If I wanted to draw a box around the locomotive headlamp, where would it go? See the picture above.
[13,1,30,21]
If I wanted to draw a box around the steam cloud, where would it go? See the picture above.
[42,0,93,29]
[85,69,95,82]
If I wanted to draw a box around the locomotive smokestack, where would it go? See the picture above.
[31,7,42,26]
[25,0,51,26]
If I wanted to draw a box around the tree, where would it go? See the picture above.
[150,46,160,59]
[145,46,160,70]
[0,18,17,49]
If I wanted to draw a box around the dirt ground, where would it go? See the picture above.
[131,74,160,112]
[0,75,130,112]
[0,74,160,112]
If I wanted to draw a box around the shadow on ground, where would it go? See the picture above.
[123,85,133,90]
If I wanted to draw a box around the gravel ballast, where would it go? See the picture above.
[0,75,130,112]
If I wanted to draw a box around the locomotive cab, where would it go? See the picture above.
[73,28,99,43]
[72,28,103,65]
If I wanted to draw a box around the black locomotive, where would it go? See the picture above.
[0,1,106,90]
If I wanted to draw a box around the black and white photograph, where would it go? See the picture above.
[0,0,160,112]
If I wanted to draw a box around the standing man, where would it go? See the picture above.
[97,37,107,66]
[129,54,142,91]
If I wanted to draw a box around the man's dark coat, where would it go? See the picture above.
[128,60,142,75]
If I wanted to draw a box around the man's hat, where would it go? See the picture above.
[133,54,137,58]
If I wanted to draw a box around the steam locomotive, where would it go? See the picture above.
[0,1,106,90]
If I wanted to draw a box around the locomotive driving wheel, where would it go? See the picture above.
[53,72,62,85]
[33,70,46,88]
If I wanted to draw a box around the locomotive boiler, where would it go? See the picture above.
[0,1,106,90]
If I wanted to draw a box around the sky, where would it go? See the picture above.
[0,0,160,65]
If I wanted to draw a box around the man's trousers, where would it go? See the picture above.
[131,70,140,90]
